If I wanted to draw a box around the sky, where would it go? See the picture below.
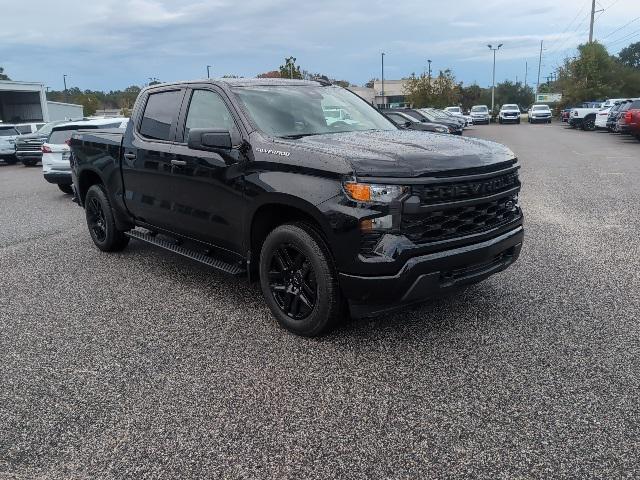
[1,0,638,91]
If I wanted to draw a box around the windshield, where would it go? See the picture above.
[501,105,519,111]
[471,106,488,112]
[233,85,396,137]
[37,121,63,135]
[533,105,550,111]
[0,127,19,137]
[446,107,460,112]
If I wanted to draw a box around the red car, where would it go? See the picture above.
[623,100,640,139]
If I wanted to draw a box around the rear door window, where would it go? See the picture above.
[139,90,183,141]
[630,100,640,109]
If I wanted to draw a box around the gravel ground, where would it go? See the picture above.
[1,124,639,479]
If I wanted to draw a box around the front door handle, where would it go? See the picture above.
[124,152,136,160]
[171,159,187,166]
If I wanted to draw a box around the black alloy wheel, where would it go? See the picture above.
[583,117,595,131]
[267,243,317,320]
[84,184,129,252]
[87,196,107,243]
[259,223,342,336]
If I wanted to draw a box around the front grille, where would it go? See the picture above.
[401,194,520,244]
[16,140,44,152]
[412,171,519,204]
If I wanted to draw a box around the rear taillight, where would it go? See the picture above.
[41,145,52,153]
[625,112,632,123]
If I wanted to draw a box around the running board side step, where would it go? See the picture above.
[126,229,245,276]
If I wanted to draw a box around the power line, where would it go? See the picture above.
[601,16,640,40]
[606,27,640,47]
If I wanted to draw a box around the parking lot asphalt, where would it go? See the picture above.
[1,123,639,479]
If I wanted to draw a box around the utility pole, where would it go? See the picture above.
[207,65,212,78]
[381,52,385,108]
[589,0,596,42]
[63,74,68,103]
[427,59,432,81]
[524,61,528,88]
[536,40,543,98]
[487,44,502,114]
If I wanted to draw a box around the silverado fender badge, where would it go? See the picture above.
[256,148,290,157]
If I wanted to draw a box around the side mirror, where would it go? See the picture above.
[187,128,232,151]
[403,121,412,128]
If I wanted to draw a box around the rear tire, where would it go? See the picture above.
[85,184,129,252]
[259,223,341,337]
[58,184,73,194]
[2,156,17,165]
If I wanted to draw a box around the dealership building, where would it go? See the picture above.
[0,80,83,123]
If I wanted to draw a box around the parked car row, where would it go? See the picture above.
[567,97,640,140]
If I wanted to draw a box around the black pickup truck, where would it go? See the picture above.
[70,79,523,336]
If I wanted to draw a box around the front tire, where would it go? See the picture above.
[22,159,39,167]
[259,223,341,336]
[2,156,17,165]
[85,184,129,252]
[58,184,73,194]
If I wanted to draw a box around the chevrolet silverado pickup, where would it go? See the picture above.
[70,79,524,336]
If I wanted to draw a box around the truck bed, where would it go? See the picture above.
[72,128,125,148]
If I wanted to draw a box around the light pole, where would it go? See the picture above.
[63,74,68,103]
[207,65,212,78]
[427,59,432,81]
[487,44,502,114]
[381,52,385,108]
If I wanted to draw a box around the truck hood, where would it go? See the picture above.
[288,130,516,178]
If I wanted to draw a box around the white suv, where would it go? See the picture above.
[498,104,521,124]
[0,125,20,164]
[42,118,128,194]
[528,104,552,124]
[470,105,490,125]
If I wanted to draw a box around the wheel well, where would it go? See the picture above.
[249,203,326,275]
[584,113,596,121]
[78,170,103,203]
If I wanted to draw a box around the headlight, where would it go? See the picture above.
[435,126,448,133]
[343,182,407,203]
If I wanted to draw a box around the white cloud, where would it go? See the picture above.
[0,0,637,89]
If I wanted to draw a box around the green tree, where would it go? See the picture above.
[556,42,628,106]
[279,57,303,79]
[0,67,9,80]
[618,41,640,69]
[404,69,460,108]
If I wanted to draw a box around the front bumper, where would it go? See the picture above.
[530,115,551,122]
[500,115,520,123]
[0,147,15,155]
[16,150,43,160]
[471,116,490,124]
[340,226,524,317]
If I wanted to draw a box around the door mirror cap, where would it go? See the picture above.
[187,128,232,151]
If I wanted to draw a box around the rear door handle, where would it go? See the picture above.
[171,159,187,166]
[124,153,136,160]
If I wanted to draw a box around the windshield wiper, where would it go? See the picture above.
[279,133,325,139]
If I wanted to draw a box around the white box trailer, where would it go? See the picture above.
[0,80,83,123]
[46,101,84,121]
